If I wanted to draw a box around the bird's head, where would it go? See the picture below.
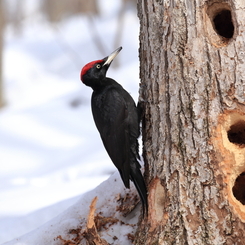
[80,47,122,89]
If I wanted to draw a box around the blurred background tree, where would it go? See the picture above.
[0,0,5,108]
[0,0,136,109]
[41,0,99,23]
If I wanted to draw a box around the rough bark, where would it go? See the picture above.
[136,0,245,244]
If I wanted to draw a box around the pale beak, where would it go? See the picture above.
[103,47,122,66]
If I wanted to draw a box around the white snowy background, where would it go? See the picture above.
[0,0,141,244]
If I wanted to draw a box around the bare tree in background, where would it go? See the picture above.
[12,0,23,35]
[41,0,98,23]
[0,0,5,108]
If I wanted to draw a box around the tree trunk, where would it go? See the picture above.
[136,0,245,244]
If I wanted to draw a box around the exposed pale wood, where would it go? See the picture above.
[136,0,245,244]
[83,196,109,245]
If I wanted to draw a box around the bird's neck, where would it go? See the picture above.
[91,77,117,92]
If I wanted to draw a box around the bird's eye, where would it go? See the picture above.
[96,64,101,69]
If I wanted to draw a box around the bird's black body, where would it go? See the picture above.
[81,47,148,215]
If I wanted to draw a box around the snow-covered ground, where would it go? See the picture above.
[0,1,140,244]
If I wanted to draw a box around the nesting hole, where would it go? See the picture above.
[213,9,234,38]
[233,172,245,205]
[206,3,235,46]
[227,121,245,145]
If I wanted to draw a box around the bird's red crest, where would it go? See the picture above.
[80,60,103,81]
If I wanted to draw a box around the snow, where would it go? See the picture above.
[0,1,141,244]
[3,172,140,245]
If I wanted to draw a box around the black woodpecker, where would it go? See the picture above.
[80,47,148,215]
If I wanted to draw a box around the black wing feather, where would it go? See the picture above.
[91,83,148,215]
[92,86,133,188]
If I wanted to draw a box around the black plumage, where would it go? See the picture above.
[80,47,148,215]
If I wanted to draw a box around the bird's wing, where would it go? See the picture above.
[92,87,136,188]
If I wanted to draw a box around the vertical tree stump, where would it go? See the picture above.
[136,0,245,244]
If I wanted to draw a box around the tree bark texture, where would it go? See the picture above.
[136,0,245,244]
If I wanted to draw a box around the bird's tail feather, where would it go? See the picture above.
[130,164,148,216]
